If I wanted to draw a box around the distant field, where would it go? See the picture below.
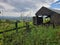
[0,20,60,45]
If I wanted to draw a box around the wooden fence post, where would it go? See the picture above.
[25,22,30,32]
[15,21,18,33]
[52,22,55,28]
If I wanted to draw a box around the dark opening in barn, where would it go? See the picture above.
[33,15,51,25]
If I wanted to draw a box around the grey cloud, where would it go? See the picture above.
[7,0,36,11]
[0,5,5,9]
[0,0,58,12]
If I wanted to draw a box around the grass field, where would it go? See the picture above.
[0,20,60,45]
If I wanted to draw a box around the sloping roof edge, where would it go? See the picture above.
[35,6,60,16]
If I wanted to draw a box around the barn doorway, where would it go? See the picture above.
[43,15,51,24]
[33,15,51,25]
[38,15,51,25]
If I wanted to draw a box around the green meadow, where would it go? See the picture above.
[0,20,60,45]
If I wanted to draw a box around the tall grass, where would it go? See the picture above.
[0,21,60,45]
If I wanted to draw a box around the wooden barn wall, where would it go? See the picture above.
[51,14,60,25]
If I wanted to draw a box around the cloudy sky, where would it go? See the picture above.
[0,0,60,17]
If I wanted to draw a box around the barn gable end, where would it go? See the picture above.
[33,6,60,26]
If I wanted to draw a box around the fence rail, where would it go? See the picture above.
[0,26,26,34]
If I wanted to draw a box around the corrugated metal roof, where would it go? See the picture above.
[52,9,60,14]
[48,8,60,14]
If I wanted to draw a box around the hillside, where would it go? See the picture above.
[0,21,60,45]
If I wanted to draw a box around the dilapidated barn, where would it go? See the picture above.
[33,6,60,26]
